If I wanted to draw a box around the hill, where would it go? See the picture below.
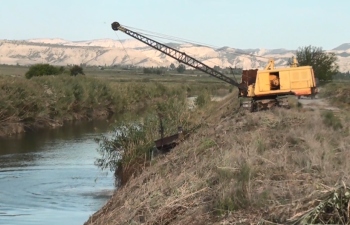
[1,38,349,72]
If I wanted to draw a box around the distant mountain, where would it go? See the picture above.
[333,43,350,51]
[0,38,349,72]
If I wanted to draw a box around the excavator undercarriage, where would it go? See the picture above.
[241,96,290,112]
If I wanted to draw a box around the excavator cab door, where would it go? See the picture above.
[258,72,270,92]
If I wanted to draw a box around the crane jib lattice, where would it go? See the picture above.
[111,22,245,90]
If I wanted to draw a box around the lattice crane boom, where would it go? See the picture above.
[111,22,245,90]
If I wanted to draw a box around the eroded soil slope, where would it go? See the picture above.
[85,92,350,225]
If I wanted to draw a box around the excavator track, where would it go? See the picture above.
[241,96,290,112]
[277,96,290,109]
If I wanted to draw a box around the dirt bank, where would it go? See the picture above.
[85,91,350,224]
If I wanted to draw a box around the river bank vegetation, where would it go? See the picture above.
[0,70,229,137]
[86,82,350,224]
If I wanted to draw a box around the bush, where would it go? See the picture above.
[143,67,163,75]
[195,91,211,108]
[177,64,186,73]
[322,111,342,130]
[94,89,201,185]
[70,65,85,76]
[94,116,158,185]
[25,64,63,79]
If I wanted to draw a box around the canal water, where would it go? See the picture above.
[0,119,117,225]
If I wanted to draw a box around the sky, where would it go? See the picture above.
[0,0,348,50]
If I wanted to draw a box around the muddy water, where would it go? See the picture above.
[0,119,117,225]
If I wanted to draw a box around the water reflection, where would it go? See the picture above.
[0,118,120,225]
[0,118,115,155]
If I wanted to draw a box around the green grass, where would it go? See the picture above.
[0,64,29,77]
[320,82,350,108]
[0,69,232,136]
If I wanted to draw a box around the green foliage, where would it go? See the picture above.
[320,82,350,109]
[94,93,197,185]
[295,45,339,81]
[229,86,233,93]
[0,76,119,129]
[213,65,221,72]
[25,64,62,79]
[215,162,258,213]
[176,64,186,73]
[94,116,158,183]
[201,138,216,149]
[333,71,350,80]
[70,65,85,76]
[169,63,176,70]
[256,136,267,154]
[143,67,163,75]
[321,111,342,130]
[195,91,211,108]
[93,83,213,185]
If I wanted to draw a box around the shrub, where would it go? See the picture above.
[70,65,85,76]
[321,111,342,130]
[94,116,158,185]
[25,64,63,79]
[177,64,186,73]
[195,91,211,108]
[94,87,203,185]
[215,162,256,213]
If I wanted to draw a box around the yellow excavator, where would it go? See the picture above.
[239,57,318,111]
[111,22,318,112]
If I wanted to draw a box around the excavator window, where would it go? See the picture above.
[269,72,280,90]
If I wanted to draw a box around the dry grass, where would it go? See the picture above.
[85,89,350,225]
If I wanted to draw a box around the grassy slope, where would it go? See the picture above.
[85,87,350,224]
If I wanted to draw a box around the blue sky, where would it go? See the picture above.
[0,0,348,50]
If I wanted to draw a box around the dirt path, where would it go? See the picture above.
[298,97,340,111]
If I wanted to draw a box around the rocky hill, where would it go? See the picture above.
[0,38,349,72]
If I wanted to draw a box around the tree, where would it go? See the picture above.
[170,63,176,70]
[143,67,162,75]
[213,65,221,72]
[176,64,186,73]
[295,45,339,81]
[25,64,62,79]
[70,65,85,76]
